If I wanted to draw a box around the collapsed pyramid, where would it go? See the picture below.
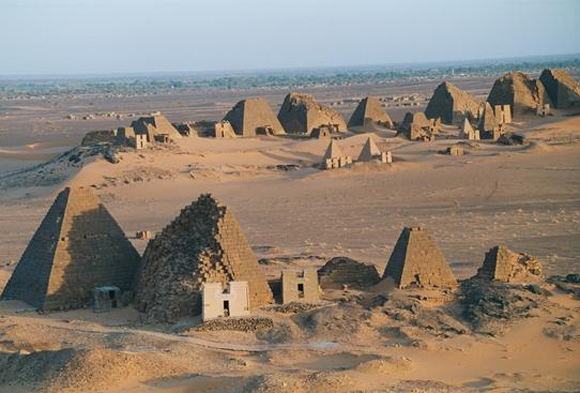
[539,68,580,109]
[474,245,543,283]
[134,194,273,322]
[223,97,285,136]
[1,187,140,310]
[487,72,551,117]
[348,96,393,129]
[383,227,456,288]
[278,93,347,135]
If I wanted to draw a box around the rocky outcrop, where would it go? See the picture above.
[318,256,381,289]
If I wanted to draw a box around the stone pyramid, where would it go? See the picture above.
[358,136,381,161]
[383,227,456,288]
[223,97,285,137]
[131,114,182,140]
[487,72,551,117]
[478,102,497,133]
[460,118,475,138]
[134,194,273,322]
[322,139,344,161]
[539,69,580,109]
[425,82,479,125]
[1,187,140,310]
[348,96,393,129]
[474,245,544,283]
[278,93,347,135]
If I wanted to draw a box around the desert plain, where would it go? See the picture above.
[0,75,579,393]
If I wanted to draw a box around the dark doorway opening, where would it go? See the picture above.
[298,283,305,298]
[223,300,230,317]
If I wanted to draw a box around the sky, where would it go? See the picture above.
[1,0,579,76]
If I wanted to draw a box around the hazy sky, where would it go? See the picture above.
[1,0,579,76]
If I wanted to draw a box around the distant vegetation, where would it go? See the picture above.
[1,56,579,99]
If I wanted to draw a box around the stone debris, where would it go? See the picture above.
[487,71,552,117]
[383,227,457,289]
[497,132,525,146]
[134,194,273,322]
[223,98,285,137]
[348,96,393,129]
[1,187,140,311]
[269,302,320,314]
[278,93,347,135]
[425,81,479,125]
[318,256,381,290]
[539,68,580,109]
[192,316,274,332]
[474,245,544,283]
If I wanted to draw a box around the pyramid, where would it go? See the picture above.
[383,227,456,288]
[460,118,475,138]
[474,245,544,283]
[425,82,479,125]
[278,93,347,135]
[322,139,344,161]
[487,72,551,117]
[1,187,140,310]
[348,96,393,129]
[223,98,285,137]
[131,114,182,140]
[134,194,273,322]
[357,136,381,161]
[478,102,498,133]
[539,69,580,109]
[398,112,434,141]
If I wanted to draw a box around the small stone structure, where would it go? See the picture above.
[92,286,121,313]
[310,126,332,139]
[278,93,347,135]
[134,194,273,322]
[474,245,544,283]
[536,103,552,117]
[348,96,393,129]
[212,120,236,138]
[318,256,381,290]
[202,281,250,321]
[136,230,153,240]
[425,82,479,125]
[1,187,141,310]
[135,134,149,149]
[539,68,580,109]
[321,139,352,169]
[223,98,285,137]
[383,227,457,288]
[494,104,512,124]
[281,269,319,303]
[444,146,464,156]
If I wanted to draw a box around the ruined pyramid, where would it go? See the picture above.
[322,139,344,161]
[223,98,285,137]
[357,136,381,161]
[487,72,551,117]
[134,194,273,322]
[460,118,476,139]
[425,82,479,125]
[478,102,498,135]
[383,227,457,288]
[539,69,580,109]
[1,187,140,310]
[278,93,347,135]
[348,96,393,129]
[474,245,544,283]
[131,114,182,140]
